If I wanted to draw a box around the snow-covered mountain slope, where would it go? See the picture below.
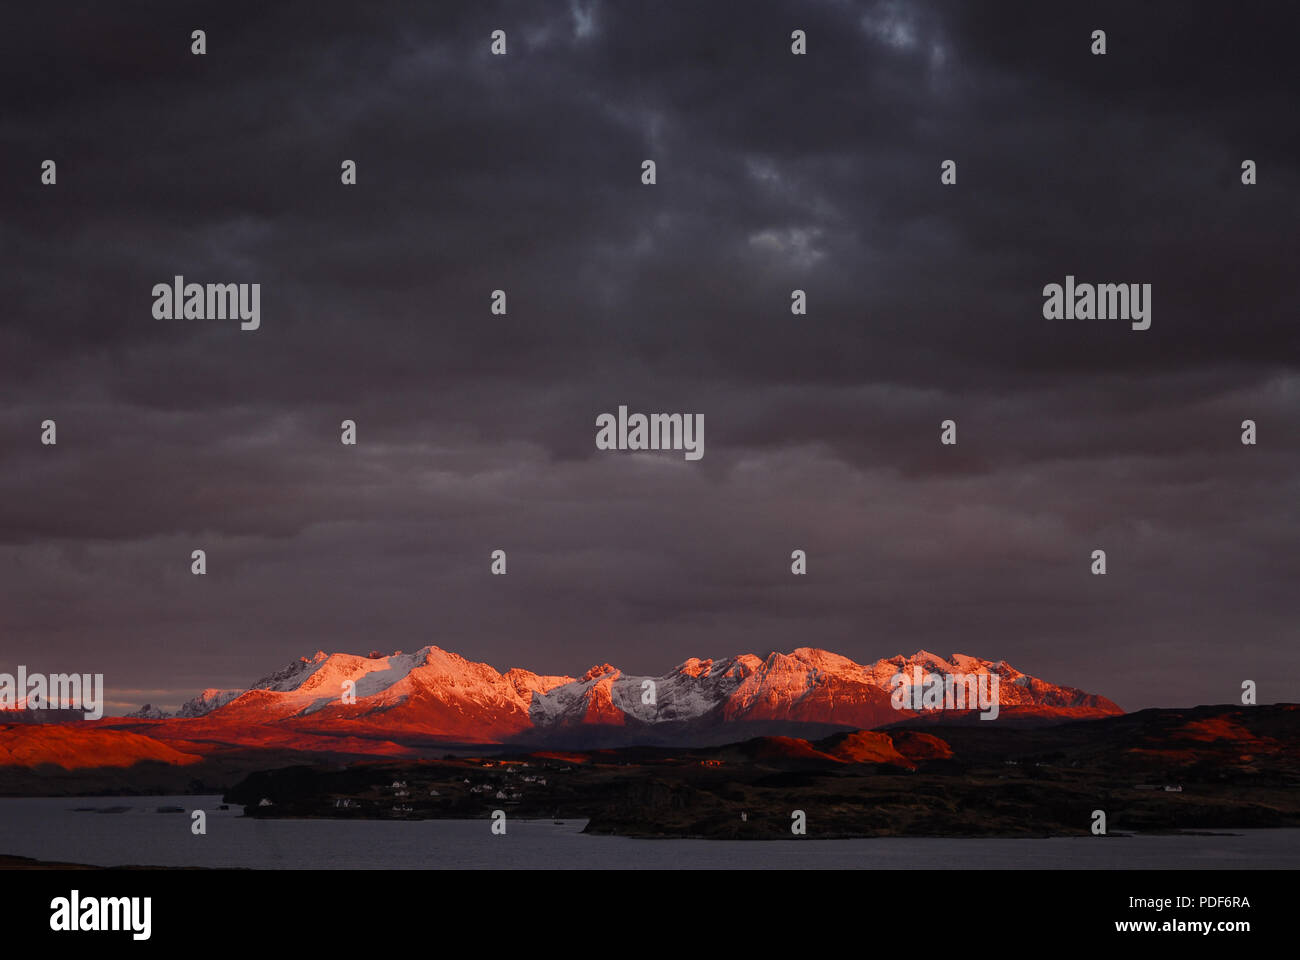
[177,689,243,718]
[136,645,1119,746]
[125,688,244,720]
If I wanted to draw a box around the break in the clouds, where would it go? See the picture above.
[0,0,1297,713]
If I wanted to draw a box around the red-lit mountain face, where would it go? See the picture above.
[81,645,1120,755]
[0,647,1121,771]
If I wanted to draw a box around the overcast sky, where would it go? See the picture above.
[2,0,1297,714]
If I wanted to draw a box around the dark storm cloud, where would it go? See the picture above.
[0,1,1296,711]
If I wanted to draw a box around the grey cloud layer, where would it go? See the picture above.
[1,1,1296,711]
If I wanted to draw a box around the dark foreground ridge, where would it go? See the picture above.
[224,703,1300,839]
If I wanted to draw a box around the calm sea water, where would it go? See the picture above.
[1,796,1296,869]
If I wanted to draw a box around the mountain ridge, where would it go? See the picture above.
[118,644,1120,748]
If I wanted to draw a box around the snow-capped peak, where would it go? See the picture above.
[148,644,1119,740]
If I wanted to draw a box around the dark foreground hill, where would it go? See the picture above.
[224,703,1300,839]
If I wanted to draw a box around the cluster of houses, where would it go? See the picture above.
[470,784,521,801]
[319,762,571,817]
